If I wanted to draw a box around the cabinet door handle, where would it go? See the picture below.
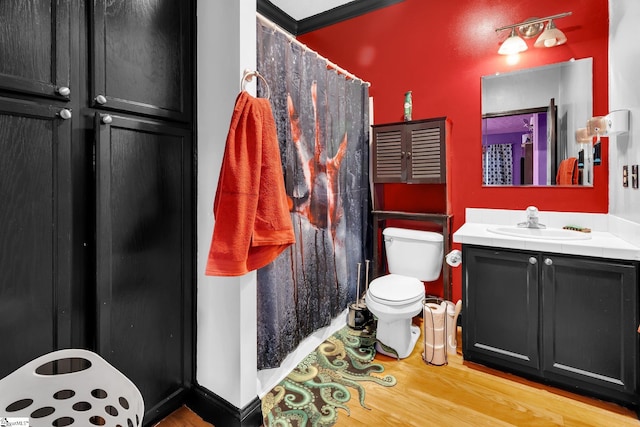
[57,86,71,97]
[58,108,72,120]
[100,114,113,124]
[529,257,537,265]
[95,94,107,105]
[544,258,553,266]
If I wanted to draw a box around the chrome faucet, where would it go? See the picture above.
[518,206,546,229]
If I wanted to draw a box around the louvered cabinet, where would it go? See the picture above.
[372,117,447,183]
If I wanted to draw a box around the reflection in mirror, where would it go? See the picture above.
[482,58,593,187]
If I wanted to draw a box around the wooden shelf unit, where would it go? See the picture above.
[370,116,453,300]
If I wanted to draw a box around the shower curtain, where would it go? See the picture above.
[256,19,370,369]
[483,144,513,185]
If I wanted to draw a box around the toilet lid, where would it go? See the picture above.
[368,274,424,305]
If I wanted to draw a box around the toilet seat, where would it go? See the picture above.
[368,274,424,306]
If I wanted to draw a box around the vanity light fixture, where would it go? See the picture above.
[496,12,572,55]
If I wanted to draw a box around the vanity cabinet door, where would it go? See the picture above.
[541,255,638,402]
[463,246,540,376]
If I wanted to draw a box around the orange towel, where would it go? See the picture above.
[556,157,579,185]
[205,91,295,276]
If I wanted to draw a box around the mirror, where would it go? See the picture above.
[481,58,594,186]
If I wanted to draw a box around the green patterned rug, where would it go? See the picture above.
[261,325,397,426]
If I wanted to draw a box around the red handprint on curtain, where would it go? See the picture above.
[286,80,347,248]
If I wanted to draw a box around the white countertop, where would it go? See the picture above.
[453,208,640,261]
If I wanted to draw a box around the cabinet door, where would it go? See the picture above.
[463,246,540,375]
[405,119,445,184]
[0,0,70,100]
[91,0,192,121]
[95,114,193,418]
[541,255,638,401]
[0,99,72,378]
[372,123,405,183]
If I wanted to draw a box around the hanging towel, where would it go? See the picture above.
[205,91,295,276]
[556,157,579,185]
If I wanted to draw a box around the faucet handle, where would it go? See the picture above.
[526,206,539,217]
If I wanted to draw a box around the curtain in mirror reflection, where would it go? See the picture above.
[483,144,513,185]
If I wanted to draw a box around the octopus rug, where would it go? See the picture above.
[261,326,397,426]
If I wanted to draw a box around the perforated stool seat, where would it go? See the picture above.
[0,349,144,427]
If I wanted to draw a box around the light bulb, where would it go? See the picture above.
[498,28,527,55]
[534,20,567,48]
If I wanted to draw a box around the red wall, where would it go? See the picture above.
[299,0,609,301]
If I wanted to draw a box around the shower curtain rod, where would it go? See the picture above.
[256,13,371,87]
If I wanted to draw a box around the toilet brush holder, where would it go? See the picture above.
[347,302,372,330]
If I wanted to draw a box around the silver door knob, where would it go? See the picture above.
[529,257,537,265]
[544,258,553,266]
[100,114,113,124]
[57,86,71,96]
[59,109,72,120]
[95,94,107,105]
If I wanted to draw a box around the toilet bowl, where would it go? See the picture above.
[366,274,424,358]
[366,227,443,359]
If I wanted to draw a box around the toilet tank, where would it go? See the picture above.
[383,227,443,282]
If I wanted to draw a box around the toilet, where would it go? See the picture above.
[366,227,443,359]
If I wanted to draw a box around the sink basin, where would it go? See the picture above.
[487,226,592,241]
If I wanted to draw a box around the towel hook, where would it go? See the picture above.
[241,69,271,99]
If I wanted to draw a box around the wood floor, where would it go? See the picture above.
[156,321,640,427]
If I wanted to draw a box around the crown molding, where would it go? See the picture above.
[257,0,405,35]
[256,0,298,34]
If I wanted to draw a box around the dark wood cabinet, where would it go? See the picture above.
[541,254,638,402]
[91,0,192,121]
[462,247,540,375]
[0,0,70,99]
[0,1,194,424]
[95,114,193,415]
[372,117,447,184]
[371,117,452,298]
[463,245,639,408]
[0,97,73,375]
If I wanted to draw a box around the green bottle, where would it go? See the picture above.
[403,91,412,121]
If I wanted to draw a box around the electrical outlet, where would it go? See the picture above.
[623,165,629,187]
[632,165,639,189]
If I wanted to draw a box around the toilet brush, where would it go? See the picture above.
[362,259,370,308]
[356,262,362,305]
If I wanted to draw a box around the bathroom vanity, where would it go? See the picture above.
[454,209,640,410]
[463,246,637,406]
